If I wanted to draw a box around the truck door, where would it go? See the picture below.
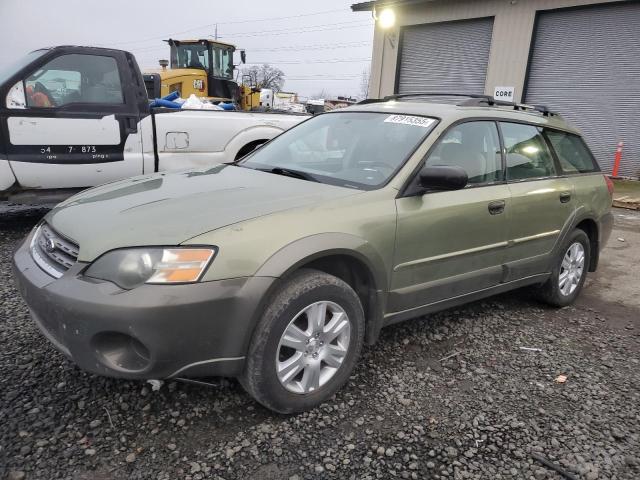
[0,47,147,191]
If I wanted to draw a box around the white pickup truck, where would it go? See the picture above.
[0,46,307,203]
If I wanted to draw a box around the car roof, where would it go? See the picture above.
[339,99,581,135]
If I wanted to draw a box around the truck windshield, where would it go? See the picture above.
[239,112,437,190]
[0,49,47,87]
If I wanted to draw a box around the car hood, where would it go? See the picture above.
[46,164,361,262]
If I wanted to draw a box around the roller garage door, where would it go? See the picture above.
[396,17,494,95]
[525,2,640,177]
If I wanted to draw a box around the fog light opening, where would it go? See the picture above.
[92,332,151,373]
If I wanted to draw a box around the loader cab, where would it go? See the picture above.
[167,39,241,102]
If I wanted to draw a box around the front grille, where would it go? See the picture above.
[31,223,79,278]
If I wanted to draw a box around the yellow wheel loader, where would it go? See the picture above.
[143,39,261,110]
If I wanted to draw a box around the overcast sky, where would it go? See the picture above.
[0,0,374,99]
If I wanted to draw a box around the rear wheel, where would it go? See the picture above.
[240,269,364,414]
[536,229,590,307]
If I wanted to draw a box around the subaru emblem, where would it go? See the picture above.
[45,238,56,253]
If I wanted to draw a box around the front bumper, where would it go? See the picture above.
[12,234,275,379]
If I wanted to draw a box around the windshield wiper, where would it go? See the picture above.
[259,167,320,183]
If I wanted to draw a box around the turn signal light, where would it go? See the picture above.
[147,249,215,283]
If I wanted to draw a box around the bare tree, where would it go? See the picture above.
[241,64,285,92]
[359,67,370,100]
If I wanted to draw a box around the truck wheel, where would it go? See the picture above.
[240,268,364,414]
[536,229,591,307]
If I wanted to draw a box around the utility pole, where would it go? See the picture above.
[215,24,218,40]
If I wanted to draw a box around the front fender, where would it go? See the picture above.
[255,232,389,294]
[253,232,389,346]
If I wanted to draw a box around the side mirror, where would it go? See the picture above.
[419,165,468,191]
[6,81,26,109]
[240,50,246,64]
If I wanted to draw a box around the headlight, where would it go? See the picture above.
[85,247,216,289]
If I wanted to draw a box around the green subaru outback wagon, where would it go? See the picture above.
[13,95,613,413]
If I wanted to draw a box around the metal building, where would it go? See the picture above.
[352,0,640,177]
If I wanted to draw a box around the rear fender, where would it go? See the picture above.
[224,125,286,161]
[548,205,603,272]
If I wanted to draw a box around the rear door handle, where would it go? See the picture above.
[488,200,506,215]
[559,191,572,203]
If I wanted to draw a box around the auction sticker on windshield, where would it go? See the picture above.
[384,115,435,128]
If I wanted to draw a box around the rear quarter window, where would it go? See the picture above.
[545,130,599,174]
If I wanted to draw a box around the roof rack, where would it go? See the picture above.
[358,92,558,117]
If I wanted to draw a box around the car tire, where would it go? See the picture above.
[240,268,365,414]
[536,229,591,307]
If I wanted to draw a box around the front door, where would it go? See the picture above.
[390,121,510,314]
[1,48,145,190]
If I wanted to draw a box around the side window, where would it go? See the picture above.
[545,130,598,174]
[501,122,555,181]
[24,54,123,108]
[425,121,502,185]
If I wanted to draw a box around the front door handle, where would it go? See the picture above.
[488,200,506,215]
[559,191,572,203]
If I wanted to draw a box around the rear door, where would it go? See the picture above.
[501,122,575,281]
[0,47,147,190]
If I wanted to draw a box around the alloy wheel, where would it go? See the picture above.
[559,242,585,296]
[276,301,351,394]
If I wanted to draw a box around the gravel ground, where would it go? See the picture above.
[1,205,639,480]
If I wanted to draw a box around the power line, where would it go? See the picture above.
[131,39,372,55]
[218,20,370,37]
[250,41,371,52]
[132,20,372,49]
[286,78,362,81]
[100,7,353,48]
[283,74,363,78]
[245,58,371,65]
[219,21,373,39]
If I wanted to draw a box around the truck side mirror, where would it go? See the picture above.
[240,51,246,64]
[419,165,468,191]
[6,81,26,109]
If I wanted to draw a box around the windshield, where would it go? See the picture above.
[239,112,437,190]
[172,44,210,71]
[0,49,47,86]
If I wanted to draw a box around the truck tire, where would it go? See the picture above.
[536,229,591,307]
[240,268,365,414]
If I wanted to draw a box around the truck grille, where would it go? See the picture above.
[30,223,79,278]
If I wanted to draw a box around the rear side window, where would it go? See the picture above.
[545,130,599,174]
[501,122,555,181]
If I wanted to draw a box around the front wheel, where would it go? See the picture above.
[240,269,365,414]
[536,229,591,307]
